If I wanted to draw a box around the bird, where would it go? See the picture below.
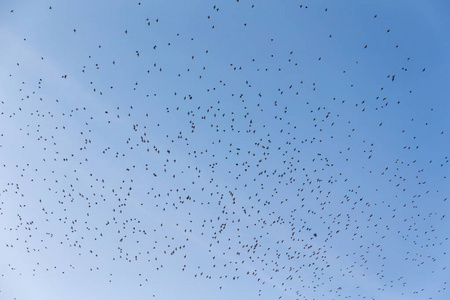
[1,2,447,300]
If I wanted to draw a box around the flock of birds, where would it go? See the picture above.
[1,1,449,299]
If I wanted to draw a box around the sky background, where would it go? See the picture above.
[0,0,449,299]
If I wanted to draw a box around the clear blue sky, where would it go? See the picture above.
[0,0,449,299]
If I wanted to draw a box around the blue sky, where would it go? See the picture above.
[0,0,449,299]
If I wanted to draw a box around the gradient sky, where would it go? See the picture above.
[0,1,449,299]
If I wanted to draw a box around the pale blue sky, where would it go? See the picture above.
[0,1,449,299]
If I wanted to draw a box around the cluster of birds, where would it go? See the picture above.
[1,1,448,299]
